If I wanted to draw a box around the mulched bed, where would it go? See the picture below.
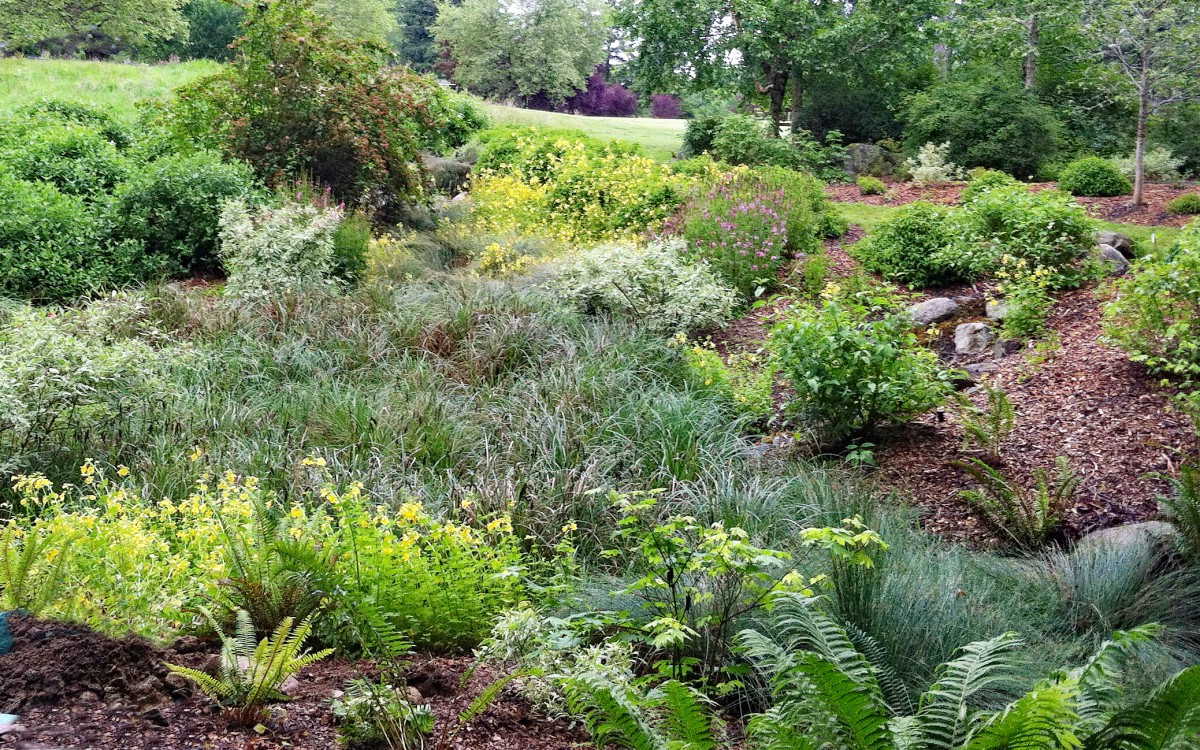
[711,225,1198,547]
[824,179,1200,228]
[0,616,585,750]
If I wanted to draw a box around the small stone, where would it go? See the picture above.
[169,636,207,655]
[1096,244,1130,275]
[78,691,101,704]
[139,707,169,727]
[164,674,192,697]
[405,687,423,704]
[907,297,961,325]
[985,300,1007,321]
[963,362,999,381]
[955,322,995,355]
[1094,230,1135,258]
[280,675,301,696]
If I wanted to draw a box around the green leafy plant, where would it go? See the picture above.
[563,673,725,750]
[954,385,1015,463]
[849,202,982,288]
[1057,157,1132,197]
[1110,148,1184,182]
[218,196,344,299]
[676,336,774,421]
[333,677,435,750]
[958,456,1080,548]
[1166,194,1200,215]
[959,168,1020,204]
[0,520,74,615]
[770,294,955,442]
[993,256,1056,339]
[167,609,334,726]
[857,176,887,196]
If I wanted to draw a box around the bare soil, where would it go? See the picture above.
[0,616,585,750]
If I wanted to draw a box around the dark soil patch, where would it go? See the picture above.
[825,179,1200,228]
[1,618,585,750]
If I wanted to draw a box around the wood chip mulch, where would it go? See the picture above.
[1,616,585,750]
[711,225,1198,547]
[824,179,1200,228]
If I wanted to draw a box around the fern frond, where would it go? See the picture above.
[165,664,236,700]
[963,678,1081,750]
[563,671,667,750]
[1083,666,1200,750]
[1072,625,1158,731]
[845,622,913,716]
[914,632,1025,750]
[657,680,718,750]
[746,705,821,750]
[459,670,524,725]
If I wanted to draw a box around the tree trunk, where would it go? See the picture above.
[759,65,787,138]
[788,74,804,136]
[1023,15,1039,90]
[1134,84,1149,205]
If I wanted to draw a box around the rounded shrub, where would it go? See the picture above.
[857,176,887,196]
[1056,157,1132,197]
[0,174,142,301]
[964,185,1094,284]
[1166,193,1200,216]
[903,74,1063,179]
[850,202,980,288]
[0,120,130,197]
[109,151,258,277]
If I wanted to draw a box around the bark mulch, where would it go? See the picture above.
[825,179,1200,228]
[710,225,1198,547]
[1,617,585,750]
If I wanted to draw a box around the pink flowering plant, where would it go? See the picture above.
[679,176,792,299]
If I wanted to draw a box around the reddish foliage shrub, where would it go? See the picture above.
[650,94,683,119]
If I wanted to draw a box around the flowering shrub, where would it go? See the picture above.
[477,241,539,278]
[219,198,345,298]
[993,256,1055,339]
[963,185,1094,286]
[548,239,737,334]
[679,176,791,298]
[0,460,530,650]
[470,128,693,243]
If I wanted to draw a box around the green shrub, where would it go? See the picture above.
[0,119,130,197]
[1057,157,1132,197]
[549,240,737,334]
[771,293,954,441]
[850,202,981,288]
[709,114,846,179]
[960,168,1019,204]
[0,174,147,301]
[426,92,491,154]
[109,151,258,278]
[218,198,345,298]
[331,211,372,283]
[857,176,887,196]
[16,99,132,148]
[1167,194,1200,215]
[473,125,640,178]
[1110,148,1184,182]
[903,74,1063,178]
[905,142,965,186]
[1104,222,1200,385]
[680,113,721,158]
[964,185,1095,285]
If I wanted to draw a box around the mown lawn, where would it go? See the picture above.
[0,58,220,121]
[480,102,686,161]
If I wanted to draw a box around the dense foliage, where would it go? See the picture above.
[1057,157,1133,197]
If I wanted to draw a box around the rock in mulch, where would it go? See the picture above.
[985,299,1008,321]
[908,297,961,326]
[1094,230,1136,259]
[1074,520,1178,554]
[955,322,995,355]
[1096,244,1131,275]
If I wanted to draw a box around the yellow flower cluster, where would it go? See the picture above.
[478,242,539,278]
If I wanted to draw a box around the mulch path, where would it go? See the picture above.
[824,179,1200,228]
[1,616,585,750]
[711,225,1198,547]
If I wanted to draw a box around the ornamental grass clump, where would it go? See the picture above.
[680,177,791,298]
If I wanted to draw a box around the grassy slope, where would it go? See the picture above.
[0,58,219,122]
[837,201,1184,250]
[480,102,686,161]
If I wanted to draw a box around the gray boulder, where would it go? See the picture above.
[1094,230,1136,259]
[908,297,961,325]
[985,299,1008,321]
[1096,244,1130,275]
[1075,520,1177,555]
[955,322,995,355]
[844,143,903,177]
